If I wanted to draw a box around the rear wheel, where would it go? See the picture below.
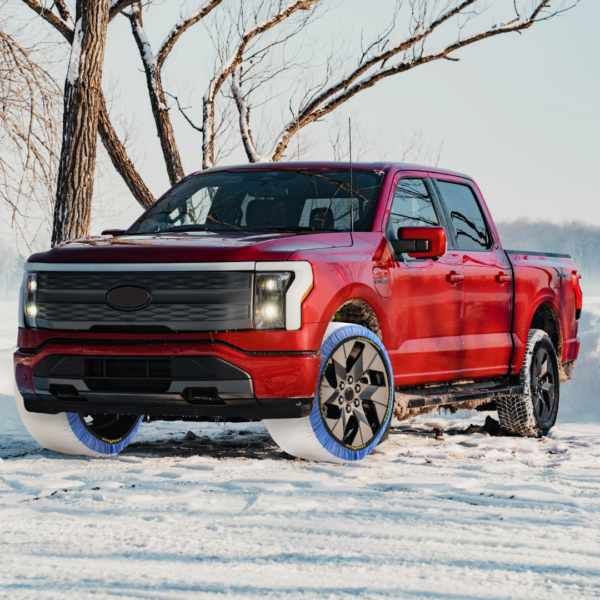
[15,385,142,457]
[265,323,394,462]
[497,329,560,437]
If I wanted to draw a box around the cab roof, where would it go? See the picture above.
[197,161,473,182]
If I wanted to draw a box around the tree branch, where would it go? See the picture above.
[231,65,260,162]
[202,0,322,168]
[156,0,223,69]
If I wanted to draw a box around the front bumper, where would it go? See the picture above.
[20,393,314,421]
[15,339,321,421]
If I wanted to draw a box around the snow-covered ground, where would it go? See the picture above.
[1,299,600,599]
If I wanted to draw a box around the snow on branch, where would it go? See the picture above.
[66,17,83,85]
[202,0,322,168]
[19,0,74,42]
[156,0,223,68]
[231,65,261,162]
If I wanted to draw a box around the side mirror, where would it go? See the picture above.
[391,226,447,259]
[101,229,127,237]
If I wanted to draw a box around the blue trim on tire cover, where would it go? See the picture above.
[66,412,143,456]
[309,325,394,462]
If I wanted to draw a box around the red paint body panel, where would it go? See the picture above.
[17,162,580,405]
[15,342,321,400]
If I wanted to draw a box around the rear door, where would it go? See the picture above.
[385,173,465,386]
[432,177,513,378]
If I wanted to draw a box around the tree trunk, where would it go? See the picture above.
[51,0,110,246]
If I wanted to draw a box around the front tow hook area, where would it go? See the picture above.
[183,387,226,406]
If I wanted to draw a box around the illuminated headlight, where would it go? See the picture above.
[254,273,292,329]
[23,273,38,327]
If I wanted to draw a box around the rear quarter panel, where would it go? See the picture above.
[508,252,579,372]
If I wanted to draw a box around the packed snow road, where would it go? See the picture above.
[1,300,600,599]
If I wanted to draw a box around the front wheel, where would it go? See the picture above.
[497,329,560,437]
[15,385,143,457]
[265,324,394,463]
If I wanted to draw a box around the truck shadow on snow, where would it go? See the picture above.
[123,429,295,461]
[121,418,503,461]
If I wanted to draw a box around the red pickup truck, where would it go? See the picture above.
[14,163,582,462]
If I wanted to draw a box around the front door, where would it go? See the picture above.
[433,178,513,379]
[386,175,466,386]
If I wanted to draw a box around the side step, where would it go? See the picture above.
[396,379,523,409]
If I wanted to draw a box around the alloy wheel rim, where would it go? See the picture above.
[531,347,556,424]
[319,337,391,449]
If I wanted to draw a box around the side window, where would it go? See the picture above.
[385,178,440,240]
[436,181,492,251]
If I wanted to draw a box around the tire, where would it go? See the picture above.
[14,385,143,457]
[497,329,560,437]
[265,323,394,463]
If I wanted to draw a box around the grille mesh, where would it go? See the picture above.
[38,272,251,290]
[35,271,253,331]
[37,303,249,322]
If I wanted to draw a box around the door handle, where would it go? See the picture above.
[446,272,464,283]
[496,273,512,284]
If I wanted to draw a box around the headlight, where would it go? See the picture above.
[23,272,38,327]
[254,272,292,329]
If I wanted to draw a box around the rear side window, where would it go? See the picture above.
[385,178,439,240]
[436,181,492,251]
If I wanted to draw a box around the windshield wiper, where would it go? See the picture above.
[247,227,341,233]
[133,226,221,235]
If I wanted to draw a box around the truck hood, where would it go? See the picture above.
[28,231,353,264]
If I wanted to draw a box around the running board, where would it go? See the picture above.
[396,379,523,409]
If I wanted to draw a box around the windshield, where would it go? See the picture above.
[129,169,385,234]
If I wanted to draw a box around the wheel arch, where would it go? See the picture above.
[529,301,563,363]
[526,301,573,383]
[330,298,383,340]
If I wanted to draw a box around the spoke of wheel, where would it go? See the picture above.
[359,386,389,422]
[539,395,550,421]
[533,393,545,420]
[541,380,554,400]
[331,348,348,385]
[349,343,379,382]
[534,353,542,378]
[539,351,549,378]
[326,411,346,440]
[352,405,373,447]
[322,386,340,406]
[360,385,389,405]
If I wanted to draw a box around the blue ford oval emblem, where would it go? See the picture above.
[106,285,152,311]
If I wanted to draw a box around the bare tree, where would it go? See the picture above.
[0,2,62,252]
[19,0,156,211]
[203,0,322,168]
[51,0,113,245]
[125,0,223,185]
[231,0,579,163]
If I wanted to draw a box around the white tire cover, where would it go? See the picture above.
[265,322,394,463]
[14,385,141,457]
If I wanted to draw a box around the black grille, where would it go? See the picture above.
[38,272,252,290]
[33,355,250,394]
[37,303,249,322]
[34,271,253,331]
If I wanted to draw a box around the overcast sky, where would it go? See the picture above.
[73,0,600,233]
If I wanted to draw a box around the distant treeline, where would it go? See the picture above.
[496,220,600,281]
